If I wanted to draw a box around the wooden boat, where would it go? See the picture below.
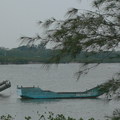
[0,80,11,92]
[17,85,104,99]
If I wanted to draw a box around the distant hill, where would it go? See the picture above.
[0,45,119,64]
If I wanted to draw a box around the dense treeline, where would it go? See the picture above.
[0,45,120,64]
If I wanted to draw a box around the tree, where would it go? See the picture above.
[20,0,120,98]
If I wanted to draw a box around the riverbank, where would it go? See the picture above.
[0,46,120,64]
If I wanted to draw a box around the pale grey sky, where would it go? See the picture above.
[0,0,92,48]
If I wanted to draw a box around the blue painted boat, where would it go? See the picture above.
[17,85,104,99]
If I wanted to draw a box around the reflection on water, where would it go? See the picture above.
[0,93,11,99]
[17,97,110,104]
[17,98,61,104]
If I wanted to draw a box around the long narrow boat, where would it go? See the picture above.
[17,85,104,99]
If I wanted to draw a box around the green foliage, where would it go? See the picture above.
[25,116,31,120]
[0,114,14,120]
[105,109,120,120]
[19,0,120,65]
[99,74,120,99]
[0,111,120,120]
[36,112,95,120]
[0,46,119,64]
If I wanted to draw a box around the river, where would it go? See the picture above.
[0,63,119,120]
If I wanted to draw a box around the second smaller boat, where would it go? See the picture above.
[0,80,11,92]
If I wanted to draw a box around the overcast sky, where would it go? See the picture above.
[0,0,92,48]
